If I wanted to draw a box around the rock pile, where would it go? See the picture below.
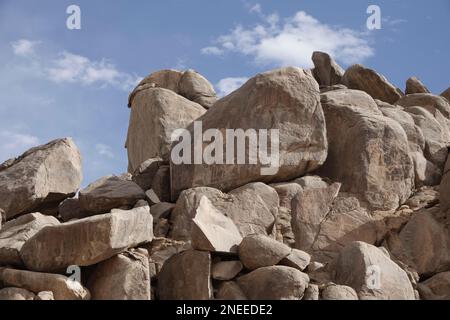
[1,51,450,300]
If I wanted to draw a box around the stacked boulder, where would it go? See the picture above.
[1,57,450,300]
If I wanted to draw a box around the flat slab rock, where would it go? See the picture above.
[0,138,82,220]
[20,206,153,272]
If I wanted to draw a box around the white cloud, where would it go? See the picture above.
[0,130,39,161]
[95,143,115,159]
[11,39,40,57]
[202,9,374,67]
[10,40,141,91]
[216,77,249,97]
[248,3,262,14]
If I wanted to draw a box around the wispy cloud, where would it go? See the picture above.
[10,40,141,91]
[95,143,115,159]
[11,39,41,57]
[216,77,249,97]
[202,6,374,67]
[0,130,40,161]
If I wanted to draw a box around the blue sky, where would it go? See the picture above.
[0,0,449,186]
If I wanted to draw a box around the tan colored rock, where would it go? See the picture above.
[87,251,150,300]
[342,64,403,104]
[440,154,450,217]
[405,186,439,211]
[378,102,440,186]
[150,202,175,220]
[417,271,450,300]
[238,234,291,270]
[157,250,212,300]
[150,165,171,202]
[132,157,165,191]
[126,87,206,172]
[143,237,191,274]
[321,284,358,300]
[170,183,278,241]
[212,261,243,280]
[384,207,450,276]
[35,291,54,300]
[441,87,450,102]
[191,196,242,253]
[128,69,217,109]
[0,212,59,266]
[58,198,89,222]
[78,175,145,215]
[0,268,90,300]
[312,51,344,87]
[237,266,309,300]
[0,287,36,300]
[303,284,319,300]
[0,138,82,220]
[280,249,311,271]
[319,89,414,210]
[405,77,430,95]
[334,241,416,300]
[20,206,153,272]
[216,281,247,300]
[170,67,328,199]
[397,93,450,119]
[179,69,218,108]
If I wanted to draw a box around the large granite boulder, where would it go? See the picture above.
[0,138,82,220]
[170,67,328,199]
[405,77,430,95]
[20,206,153,272]
[311,51,344,87]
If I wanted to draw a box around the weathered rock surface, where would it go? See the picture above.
[132,157,165,191]
[334,241,416,300]
[78,175,146,215]
[191,196,242,253]
[280,249,311,271]
[238,234,291,270]
[303,284,319,300]
[0,138,82,220]
[321,284,358,300]
[87,250,151,300]
[405,77,430,95]
[0,213,59,266]
[417,271,450,300]
[0,287,36,300]
[143,237,191,274]
[312,51,344,87]
[0,268,90,300]
[439,154,450,218]
[128,69,217,109]
[319,89,414,210]
[342,64,403,104]
[441,87,450,102]
[237,266,309,300]
[216,281,247,300]
[383,207,450,276]
[170,183,278,241]
[126,87,206,172]
[157,250,212,300]
[20,206,153,272]
[212,261,243,280]
[58,198,89,222]
[170,67,328,199]
[397,93,450,119]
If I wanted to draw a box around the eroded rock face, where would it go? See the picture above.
[237,266,309,300]
[0,138,82,220]
[78,176,146,215]
[319,89,414,210]
[170,67,328,199]
[334,241,416,300]
[417,271,450,300]
[126,88,206,172]
[87,250,151,300]
[440,154,450,219]
[170,183,278,241]
[441,87,450,102]
[342,64,403,104]
[405,77,430,95]
[20,206,153,272]
[397,93,450,120]
[312,51,344,87]
[238,234,291,270]
[0,213,60,266]
[0,287,36,300]
[0,268,90,300]
[157,250,212,300]
[128,69,217,109]
[321,284,358,300]
[191,196,243,253]
[383,207,450,277]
